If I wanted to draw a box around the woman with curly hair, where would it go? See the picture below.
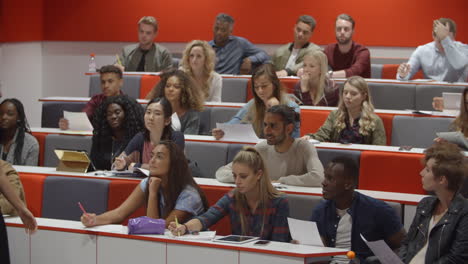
[180,40,222,102]
[113,97,184,171]
[0,98,38,165]
[145,69,204,135]
[90,95,144,170]
[303,76,386,145]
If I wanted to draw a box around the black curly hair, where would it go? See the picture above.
[0,98,31,165]
[92,95,144,151]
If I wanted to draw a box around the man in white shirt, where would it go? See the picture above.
[215,105,324,187]
[397,18,468,82]
[272,15,322,77]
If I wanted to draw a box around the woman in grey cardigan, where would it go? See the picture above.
[0,99,39,166]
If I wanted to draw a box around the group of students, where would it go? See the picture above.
[76,138,468,264]
[0,16,468,264]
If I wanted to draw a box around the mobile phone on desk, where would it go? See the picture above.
[254,240,270,246]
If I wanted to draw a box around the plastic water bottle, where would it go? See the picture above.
[88,53,97,72]
[347,251,360,264]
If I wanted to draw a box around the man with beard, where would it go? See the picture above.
[209,13,269,75]
[272,15,322,77]
[215,105,324,187]
[324,14,370,78]
[310,157,405,263]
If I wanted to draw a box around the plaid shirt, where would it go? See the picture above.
[196,191,290,242]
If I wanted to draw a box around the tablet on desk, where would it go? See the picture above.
[213,235,258,244]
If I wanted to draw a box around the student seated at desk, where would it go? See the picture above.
[0,98,39,166]
[145,69,204,135]
[212,63,300,139]
[169,147,290,242]
[113,97,184,171]
[434,87,468,150]
[0,161,37,264]
[90,95,144,170]
[293,50,339,106]
[302,76,386,145]
[216,105,323,187]
[0,160,26,216]
[310,157,405,263]
[180,40,222,102]
[81,141,208,228]
[399,142,468,263]
[59,65,124,130]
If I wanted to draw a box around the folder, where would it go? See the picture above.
[54,149,91,173]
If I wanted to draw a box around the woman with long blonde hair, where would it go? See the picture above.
[169,146,290,242]
[294,50,339,106]
[212,64,300,139]
[180,40,222,102]
[304,76,386,145]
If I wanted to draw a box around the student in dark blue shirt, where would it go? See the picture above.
[310,157,406,263]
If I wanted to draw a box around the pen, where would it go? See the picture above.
[175,216,181,237]
[78,202,88,215]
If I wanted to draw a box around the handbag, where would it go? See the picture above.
[127,216,165,235]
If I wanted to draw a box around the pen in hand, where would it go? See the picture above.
[78,202,88,215]
[175,216,181,237]
[116,54,123,66]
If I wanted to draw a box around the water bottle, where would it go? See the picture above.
[347,251,360,264]
[88,53,97,72]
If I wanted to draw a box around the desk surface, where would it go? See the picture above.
[5,217,347,258]
[85,72,468,87]
[31,128,433,154]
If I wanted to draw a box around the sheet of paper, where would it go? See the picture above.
[84,224,127,234]
[136,168,150,176]
[437,131,468,149]
[64,111,93,131]
[287,217,323,246]
[164,230,216,241]
[216,123,260,143]
[360,234,403,264]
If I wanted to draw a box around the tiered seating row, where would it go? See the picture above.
[31,131,438,195]
[16,166,418,234]
[40,101,455,147]
[87,73,467,111]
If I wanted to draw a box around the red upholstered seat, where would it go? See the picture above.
[107,180,145,225]
[139,75,161,99]
[381,64,424,80]
[359,151,425,194]
[18,173,47,217]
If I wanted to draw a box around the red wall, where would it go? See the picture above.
[1,0,44,42]
[2,0,468,46]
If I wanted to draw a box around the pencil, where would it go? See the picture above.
[175,216,180,237]
[116,54,122,66]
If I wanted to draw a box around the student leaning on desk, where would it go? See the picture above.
[81,141,208,228]
[169,147,290,242]
[0,162,37,264]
